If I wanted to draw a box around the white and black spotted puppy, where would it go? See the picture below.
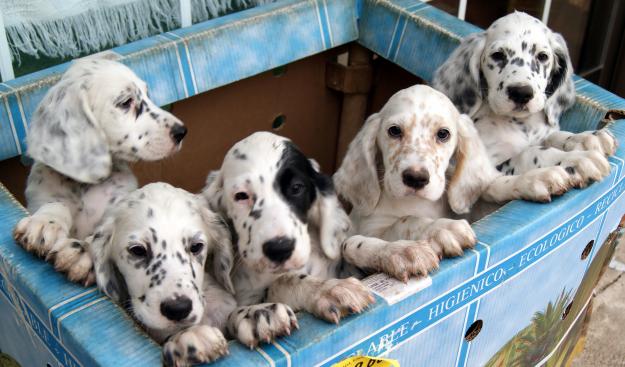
[14,58,187,283]
[83,183,236,367]
[203,132,389,348]
[433,11,616,200]
[335,85,495,260]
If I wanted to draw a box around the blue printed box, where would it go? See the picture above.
[1,0,624,366]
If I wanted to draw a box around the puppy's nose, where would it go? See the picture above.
[507,84,534,105]
[170,124,187,144]
[402,168,430,189]
[262,237,295,264]
[160,296,192,321]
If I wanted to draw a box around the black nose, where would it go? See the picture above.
[402,168,430,189]
[170,124,187,144]
[507,84,534,105]
[160,296,192,321]
[262,237,295,264]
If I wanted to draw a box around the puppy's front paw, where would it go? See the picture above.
[515,166,573,202]
[163,325,228,367]
[13,215,68,257]
[48,239,95,286]
[562,130,617,156]
[227,303,298,348]
[557,150,611,187]
[313,277,374,324]
[342,236,439,282]
[425,219,476,258]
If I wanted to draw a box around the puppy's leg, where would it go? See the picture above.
[543,130,617,156]
[341,235,439,282]
[227,303,298,348]
[383,217,476,258]
[482,167,573,203]
[501,146,611,186]
[162,325,229,367]
[267,274,375,324]
[14,202,72,257]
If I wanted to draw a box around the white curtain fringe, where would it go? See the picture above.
[2,0,276,62]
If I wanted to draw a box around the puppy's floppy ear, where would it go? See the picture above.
[88,216,129,304]
[27,66,112,183]
[309,173,351,260]
[200,207,235,294]
[544,32,575,126]
[334,113,382,216]
[448,114,499,214]
[433,32,487,117]
[202,170,225,213]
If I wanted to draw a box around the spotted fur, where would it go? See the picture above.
[88,183,236,366]
[14,57,187,279]
[202,132,375,348]
[433,12,616,192]
[335,85,489,260]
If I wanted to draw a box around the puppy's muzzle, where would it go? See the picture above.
[262,236,295,264]
[507,84,534,105]
[170,124,188,145]
[160,296,192,321]
[402,168,430,190]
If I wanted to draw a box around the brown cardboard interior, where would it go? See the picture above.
[0,44,421,205]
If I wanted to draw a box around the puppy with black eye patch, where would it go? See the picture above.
[205,132,434,348]
[433,12,617,203]
[14,57,188,283]
[83,183,236,367]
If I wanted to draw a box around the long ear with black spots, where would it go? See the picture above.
[88,216,128,304]
[447,114,499,214]
[309,172,351,260]
[202,170,225,214]
[201,207,235,294]
[544,32,575,126]
[333,113,382,216]
[27,66,111,183]
[433,32,487,117]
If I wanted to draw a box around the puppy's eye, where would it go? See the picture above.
[436,128,451,142]
[491,51,506,62]
[189,242,204,255]
[128,244,148,257]
[234,192,249,201]
[288,182,305,197]
[117,97,133,110]
[536,52,549,62]
[387,125,403,139]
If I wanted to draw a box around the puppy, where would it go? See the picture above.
[85,183,236,367]
[14,58,187,283]
[202,132,438,347]
[335,85,495,259]
[433,11,616,200]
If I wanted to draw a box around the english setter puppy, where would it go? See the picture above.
[202,132,438,347]
[14,58,187,283]
[76,183,236,367]
[433,12,616,199]
[335,85,499,259]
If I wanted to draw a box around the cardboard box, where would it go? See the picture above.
[1,0,624,366]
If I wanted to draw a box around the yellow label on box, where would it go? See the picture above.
[331,356,400,367]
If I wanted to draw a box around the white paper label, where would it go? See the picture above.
[363,273,432,305]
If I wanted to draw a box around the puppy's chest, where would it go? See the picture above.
[474,111,556,165]
[73,168,137,238]
[353,195,448,237]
